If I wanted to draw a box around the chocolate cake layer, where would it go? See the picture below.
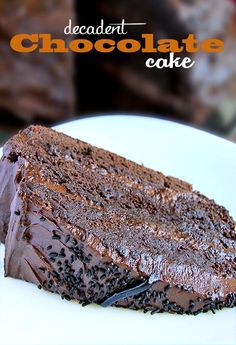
[0,125,235,314]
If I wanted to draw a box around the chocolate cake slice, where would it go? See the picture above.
[0,125,235,315]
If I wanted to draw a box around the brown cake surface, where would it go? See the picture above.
[0,125,235,314]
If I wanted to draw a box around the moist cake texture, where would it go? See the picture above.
[0,125,235,315]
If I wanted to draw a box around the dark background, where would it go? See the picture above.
[0,0,236,143]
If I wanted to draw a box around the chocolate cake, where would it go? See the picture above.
[0,125,235,315]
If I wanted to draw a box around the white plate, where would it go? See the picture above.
[0,115,235,345]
